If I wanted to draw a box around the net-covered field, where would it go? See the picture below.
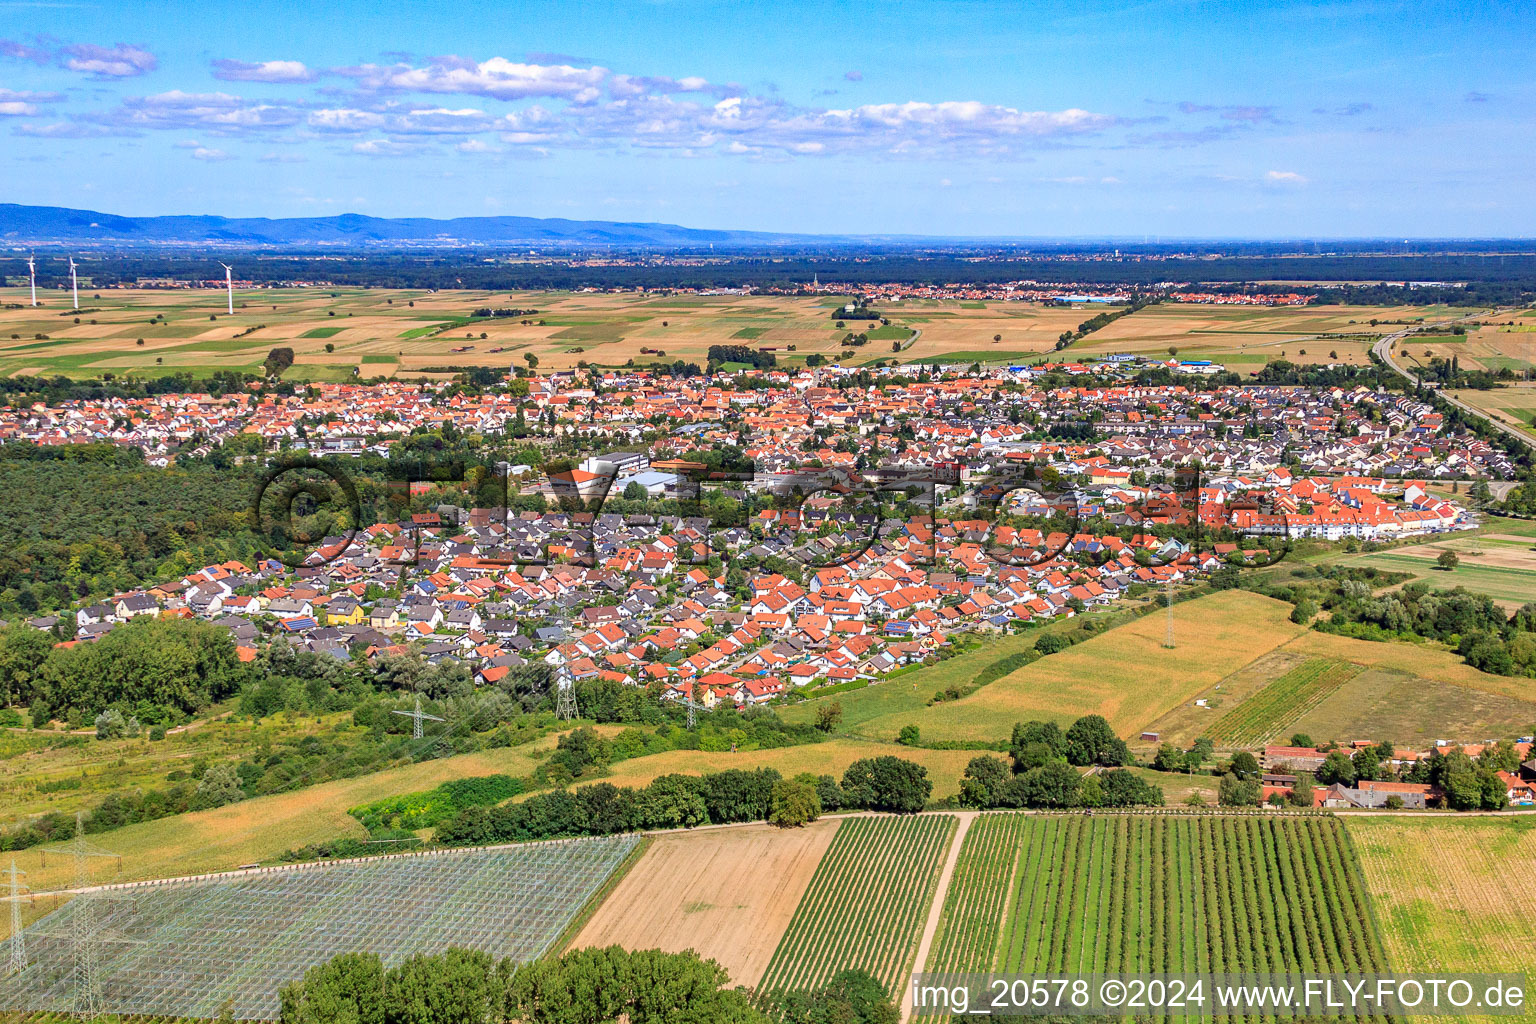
[926,813,1390,981]
[756,814,956,997]
[0,835,640,1019]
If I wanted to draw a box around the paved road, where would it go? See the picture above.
[1370,308,1535,453]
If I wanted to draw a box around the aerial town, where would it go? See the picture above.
[2,2,1534,1020]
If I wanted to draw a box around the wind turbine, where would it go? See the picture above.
[219,262,234,315]
[26,254,37,307]
[65,257,78,310]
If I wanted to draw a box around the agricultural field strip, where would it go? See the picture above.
[1207,658,1364,748]
[920,813,1391,1023]
[756,814,957,997]
[0,834,641,1019]
[1349,819,1536,985]
[922,814,1025,976]
[567,821,838,988]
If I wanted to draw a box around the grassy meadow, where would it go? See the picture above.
[0,706,353,826]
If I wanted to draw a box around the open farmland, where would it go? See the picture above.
[1072,302,1463,367]
[0,287,1478,378]
[0,836,642,1019]
[570,820,839,986]
[0,735,967,919]
[776,601,1151,731]
[1347,818,1536,982]
[1445,385,1536,443]
[756,814,956,997]
[1145,613,1536,748]
[0,288,1078,378]
[1406,317,1536,374]
[854,590,1305,744]
[557,738,980,803]
[923,813,1391,1009]
[1336,531,1536,611]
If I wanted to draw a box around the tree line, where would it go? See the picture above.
[433,753,934,847]
[279,945,898,1024]
[958,716,1164,809]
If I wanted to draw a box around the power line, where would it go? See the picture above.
[1164,576,1176,649]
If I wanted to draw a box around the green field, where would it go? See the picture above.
[1340,548,1536,610]
[1284,664,1536,746]
[927,813,1391,1000]
[757,814,956,996]
[778,601,1152,733]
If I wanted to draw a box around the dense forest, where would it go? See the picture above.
[0,444,261,617]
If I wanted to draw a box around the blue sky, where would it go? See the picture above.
[1,0,1532,237]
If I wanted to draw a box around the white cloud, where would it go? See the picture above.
[211,59,317,83]
[340,56,607,102]
[60,42,156,78]
[190,146,230,161]
[28,50,1123,162]
[309,105,494,135]
[308,108,386,132]
[351,138,420,157]
[90,90,303,131]
[13,120,114,138]
[1265,169,1307,184]
[0,88,61,116]
[455,138,500,154]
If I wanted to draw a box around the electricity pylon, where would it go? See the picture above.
[391,693,444,740]
[39,814,123,1016]
[4,860,29,974]
[677,680,707,729]
[553,627,579,721]
[1163,576,1176,649]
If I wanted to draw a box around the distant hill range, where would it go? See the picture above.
[0,203,821,248]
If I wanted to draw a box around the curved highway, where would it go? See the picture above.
[1370,308,1534,453]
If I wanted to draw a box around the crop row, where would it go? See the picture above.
[923,812,1393,1022]
[1208,658,1361,747]
[924,813,1027,976]
[756,814,956,997]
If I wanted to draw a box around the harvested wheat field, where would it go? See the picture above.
[856,590,1305,744]
[571,819,841,985]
